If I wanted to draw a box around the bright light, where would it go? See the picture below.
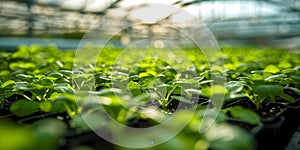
[129,4,178,23]
[119,0,178,7]
[37,0,281,21]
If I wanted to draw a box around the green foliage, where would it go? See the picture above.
[225,106,260,125]
[0,80,16,109]
[0,119,66,150]
[0,120,36,150]
[235,72,297,109]
[10,99,40,117]
[204,123,256,150]
[0,45,299,150]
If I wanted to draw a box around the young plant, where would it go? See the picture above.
[0,80,17,109]
[153,84,181,111]
[10,72,76,117]
[237,73,295,109]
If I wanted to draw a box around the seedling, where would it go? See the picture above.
[236,76,295,109]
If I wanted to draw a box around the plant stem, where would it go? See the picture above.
[21,93,32,101]
[164,84,179,108]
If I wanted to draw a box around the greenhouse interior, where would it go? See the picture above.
[0,0,300,150]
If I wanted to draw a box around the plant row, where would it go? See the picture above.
[0,45,299,150]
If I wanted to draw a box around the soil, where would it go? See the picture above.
[127,118,154,128]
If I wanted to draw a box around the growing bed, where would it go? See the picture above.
[0,45,299,150]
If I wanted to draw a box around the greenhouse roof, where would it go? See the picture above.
[0,0,299,50]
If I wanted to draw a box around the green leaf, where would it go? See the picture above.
[156,84,172,98]
[14,82,36,90]
[225,70,236,75]
[290,75,300,82]
[128,75,139,81]
[10,62,35,70]
[127,81,140,90]
[1,80,15,88]
[279,94,295,102]
[212,85,228,96]
[171,96,192,104]
[133,93,150,103]
[253,84,283,96]
[248,74,263,81]
[127,81,142,96]
[228,106,260,125]
[205,124,256,150]
[39,101,52,112]
[70,113,105,131]
[225,81,245,93]
[279,78,292,85]
[170,85,182,95]
[0,120,36,150]
[16,74,31,81]
[278,61,291,69]
[250,70,264,74]
[0,92,17,98]
[284,87,300,96]
[49,101,65,112]
[47,72,63,79]
[32,118,66,138]
[295,66,300,72]
[264,74,287,81]
[139,72,154,79]
[199,80,213,85]
[0,70,10,76]
[55,78,70,84]
[264,65,280,74]
[10,100,40,117]
[41,78,54,86]
[201,87,211,97]
[54,83,73,94]
[98,76,111,82]
[88,88,122,96]
[281,68,295,74]
[59,70,73,78]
